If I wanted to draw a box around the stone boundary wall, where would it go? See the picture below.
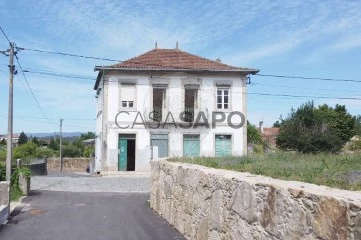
[150,160,361,240]
[47,158,89,172]
[0,181,9,225]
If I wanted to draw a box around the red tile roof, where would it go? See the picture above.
[104,48,258,72]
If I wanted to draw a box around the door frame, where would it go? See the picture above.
[118,133,137,171]
[214,133,233,157]
[150,133,169,158]
[183,133,201,157]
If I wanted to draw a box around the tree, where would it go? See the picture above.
[62,145,82,157]
[18,131,28,145]
[80,132,96,140]
[32,136,40,146]
[13,141,37,160]
[48,138,59,151]
[0,139,6,145]
[355,115,361,136]
[247,121,263,144]
[276,102,355,153]
[273,120,281,127]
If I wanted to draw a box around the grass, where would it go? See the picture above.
[169,152,361,191]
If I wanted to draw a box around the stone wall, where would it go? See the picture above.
[0,181,9,225]
[150,160,361,240]
[47,158,89,172]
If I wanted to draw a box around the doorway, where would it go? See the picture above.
[118,134,136,171]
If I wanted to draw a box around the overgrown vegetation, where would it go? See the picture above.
[0,163,31,201]
[276,102,356,153]
[170,152,361,191]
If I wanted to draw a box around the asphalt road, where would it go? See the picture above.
[0,173,184,240]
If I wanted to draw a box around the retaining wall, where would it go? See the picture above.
[150,160,361,240]
[47,158,89,172]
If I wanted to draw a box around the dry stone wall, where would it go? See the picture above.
[150,160,361,240]
[47,158,89,172]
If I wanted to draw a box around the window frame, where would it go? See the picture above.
[216,87,230,110]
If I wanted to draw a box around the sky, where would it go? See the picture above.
[0,0,360,134]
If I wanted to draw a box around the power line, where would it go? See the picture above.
[0,26,11,43]
[24,69,95,80]
[19,47,121,62]
[251,82,358,93]
[255,73,361,83]
[14,54,52,122]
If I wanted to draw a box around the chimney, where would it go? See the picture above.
[216,58,222,63]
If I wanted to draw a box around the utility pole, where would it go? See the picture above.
[59,119,63,171]
[6,42,15,182]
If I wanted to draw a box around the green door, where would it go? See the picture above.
[183,134,200,157]
[151,134,168,158]
[215,135,232,157]
[118,139,127,171]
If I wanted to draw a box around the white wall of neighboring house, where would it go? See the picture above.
[95,72,248,172]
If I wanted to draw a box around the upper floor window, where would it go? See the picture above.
[120,83,136,109]
[217,88,229,109]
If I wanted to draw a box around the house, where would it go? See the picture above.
[0,133,20,146]
[261,128,280,146]
[93,45,259,172]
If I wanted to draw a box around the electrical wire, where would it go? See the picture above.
[0,25,11,43]
[14,54,52,122]
[255,73,361,83]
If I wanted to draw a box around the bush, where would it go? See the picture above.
[350,140,361,151]
[13,142,38,160]
[276,102,355,153]
[35,147,54,158]
[62,145,82,157]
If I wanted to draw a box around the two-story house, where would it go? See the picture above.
[93,45,259,172]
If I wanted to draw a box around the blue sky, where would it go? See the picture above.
[0,0,360,134]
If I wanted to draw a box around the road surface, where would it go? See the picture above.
[0,172,184,240]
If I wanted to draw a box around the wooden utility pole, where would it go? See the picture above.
[60,119,63,171]
[6,42,15,182]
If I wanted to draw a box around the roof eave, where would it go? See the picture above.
[93,66,259,90]
[94,66,259,73]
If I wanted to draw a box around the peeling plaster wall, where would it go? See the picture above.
[150,160,361,240]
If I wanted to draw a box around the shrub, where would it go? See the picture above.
[13,141,38,160]
[35,147,54,158]
[62,145,82,157]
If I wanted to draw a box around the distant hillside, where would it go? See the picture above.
[26,132,84,138]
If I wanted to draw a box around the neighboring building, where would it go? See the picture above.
[0,133,20,146]
[261,128,280,146]
[94,45,259,172]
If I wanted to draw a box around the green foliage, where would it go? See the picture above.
[35,147,54,158]
[32,136,40,146]
[80,132,96,140]
[11,166,31,200]
[0,149,6,163]
[17,131,28,145]
[0,138,6,145]
[247,122,263,144]
[0,162,5,181]
[350,140,361,151]
[83,146,95,157]
[355,116,361,136]
[13,141,38,160]
[62,145,82,157]
[48,138,59,151]
[273,120,281,127]
[171,152,361,191]
[276,102,355,153]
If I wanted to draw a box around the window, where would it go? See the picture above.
[217,88,229,109]
[120,83,136,109]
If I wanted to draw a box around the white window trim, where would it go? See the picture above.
[216,87,231,110]
[119,82,137,111]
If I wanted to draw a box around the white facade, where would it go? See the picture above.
[94,71,250,172]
